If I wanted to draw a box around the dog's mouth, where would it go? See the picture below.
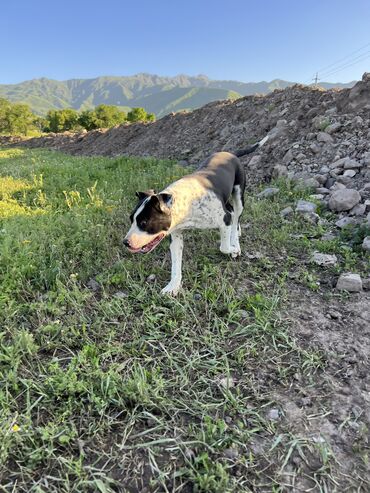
[128,233,166,254]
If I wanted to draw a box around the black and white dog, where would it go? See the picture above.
[123,136,268,295]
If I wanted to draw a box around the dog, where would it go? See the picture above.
[123,136,269,295]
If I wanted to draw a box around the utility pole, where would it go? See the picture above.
[313,72,319,87]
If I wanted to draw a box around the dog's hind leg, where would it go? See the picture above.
[161,231,183,296]
[229,185,243,257]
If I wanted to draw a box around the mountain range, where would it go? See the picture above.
[0,73,356,118]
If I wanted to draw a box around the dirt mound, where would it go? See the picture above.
[10,73,370,228]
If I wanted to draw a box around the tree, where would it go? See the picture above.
[127,107,149,122]
[46,108,80,133]
[78,105,126,130]
[0,98,39,136]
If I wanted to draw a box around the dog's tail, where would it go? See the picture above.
[233,135,269,158]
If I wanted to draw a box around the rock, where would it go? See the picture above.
[326,122,342,134]
[272,164,288,178]
[362,237,370,251]
[283,148,294,164]
[248,155,261,167]
[257,187,279,199]
[343,169,357,178]
[327,309,342,319]
[223,448,240,460]
[310,143,321,154]
[336,176,352,186]
[178,159,189,167]
[236,309,248,319]
[193,292,202,301]
[363,278,370,290]
[295,177,320,190]
[114,290,128,299]
[312,252,338,266]
[335,217,356,229]
[336,273,362,292]
[343,159,362,170]
[330,182,347,191]
[329,189,361,212]
[316,187,330,195]
[349,204,366,216]
[303,212,320,224]
[317,132,334,143]
[280,206,294,218]
[87,278,101,292]
[267,408,280,421]
[321,232,337,241]
[296,200,317,213]
[146,274,156,283]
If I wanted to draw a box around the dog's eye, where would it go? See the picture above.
[140,220,147,228]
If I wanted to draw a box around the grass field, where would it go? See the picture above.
[0,148,368,492]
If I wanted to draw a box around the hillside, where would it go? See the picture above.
[0,73,355,117]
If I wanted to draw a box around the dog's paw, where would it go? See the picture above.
[220,245,241,257]
[230,247,241,258]
[161,283,181,296]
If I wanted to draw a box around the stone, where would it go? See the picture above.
[321,232,336,241]
[280,206,293,218]
[343,159,362,170]
[330,182,346,191]
[249,155,261,167]
[329,189,361,212]
[316,187,330,195]
[363,278,370,290]
[336,175,352,186]
[343,169,357,178]
[317,132,334,143]
[310,143,321,154]
[283,148,294,164]
[362,237,370,251]
[114,290,128,299]
[335,217,356,229]
[326,122,342,134]
[336,273,362,292]
[267,408,280,420]
[296,200,317,213]
[178,159,189,167]
[349,204,366,216]
[312,252,338,266]
[272,164,288,178]
[193,293,202,301]
[87,278,101,292]
[257,187,279,199]
[223,448,240,460]
[303,212,320,224]
[146,274,156,283]
[295,177,320,190]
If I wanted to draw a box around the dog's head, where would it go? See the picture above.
[123,190,173,253]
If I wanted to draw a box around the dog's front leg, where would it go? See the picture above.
[161,231,183,296]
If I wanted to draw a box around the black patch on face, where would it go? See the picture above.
[132,195,172,234]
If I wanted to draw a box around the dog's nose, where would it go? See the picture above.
[123,238,130,248]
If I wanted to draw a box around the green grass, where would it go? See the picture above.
[0,148,367,492]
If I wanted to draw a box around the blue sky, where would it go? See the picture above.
[1,0,369,84]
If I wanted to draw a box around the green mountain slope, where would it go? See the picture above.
[0,73,356,117]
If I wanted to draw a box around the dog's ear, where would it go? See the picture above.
[152,193,173,212]
[135,190,156,201]
[158,193,173,207]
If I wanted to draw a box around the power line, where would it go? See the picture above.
[314,41,370,75]
[305,40,370,84]
[319,50,370,79]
